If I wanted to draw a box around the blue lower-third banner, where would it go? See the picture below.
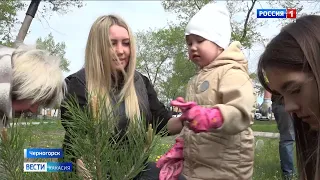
[24,148,63,158]
[24,162,73,172]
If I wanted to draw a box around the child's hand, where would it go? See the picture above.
[171,97,197,113]
[171,97,224,133]
[76,158,92,180]
[184,106,223,133]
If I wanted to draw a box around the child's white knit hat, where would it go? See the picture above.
[185,2,231,49]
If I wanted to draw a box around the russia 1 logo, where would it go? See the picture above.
[286,8,296,18]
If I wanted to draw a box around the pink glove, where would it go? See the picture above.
[156,138,184,180]
[171,97,224,133]
[170,97,197,113]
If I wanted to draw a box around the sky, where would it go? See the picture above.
[19,1,178,77]
[15,1,301,104]
[16,1,283,77]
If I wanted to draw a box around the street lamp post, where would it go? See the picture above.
[14,0,41,47]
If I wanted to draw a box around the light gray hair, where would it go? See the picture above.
[11,45,67,108]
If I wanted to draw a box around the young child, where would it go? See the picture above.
[157,2,256,180]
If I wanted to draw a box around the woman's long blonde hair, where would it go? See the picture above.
[85,15,140,121]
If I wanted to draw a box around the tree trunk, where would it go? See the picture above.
[14,0,41,47]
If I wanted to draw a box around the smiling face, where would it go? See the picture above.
[186,34,223,68]
[265,67,320,130]
[109,25,130,71]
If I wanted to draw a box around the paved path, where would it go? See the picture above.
[9,121,50,126]
[253,131,279,139]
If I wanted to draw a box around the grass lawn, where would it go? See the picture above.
[23,121,65,148]
[20,120,293,180]
[252,120,279,133]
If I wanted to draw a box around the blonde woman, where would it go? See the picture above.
[61,15,173,179]
[0,45,66,128]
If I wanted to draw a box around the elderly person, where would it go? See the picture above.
[0,44,66,128]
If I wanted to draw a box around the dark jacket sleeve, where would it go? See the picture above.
[60,75,87,161]
[141,75,172,134]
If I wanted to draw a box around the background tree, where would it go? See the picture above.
[158,0,320,104]
[162,0,266,48]
[0,0,84,47]
[35,33,70,120]
[136,25,197,105]
[136,28,169,87]
[36,33,70,72]
[138,0,265,106]
[159,49,197,109]
[268,0,320,26]
[0,0,25,46]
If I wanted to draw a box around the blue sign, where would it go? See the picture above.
[257,9,286,18]
[24,162,73,172]
[47,162,73,172]
[24,148,63,158]
[24,162,47,172]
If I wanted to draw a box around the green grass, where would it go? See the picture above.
[252,120,279,133]
[18,120,293,179]
[24,121,65,148]
[253,137,297,180]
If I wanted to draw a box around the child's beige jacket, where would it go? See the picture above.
[181,41,256,180]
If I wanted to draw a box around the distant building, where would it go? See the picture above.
[40,108,59,118]
[14,108,59,119]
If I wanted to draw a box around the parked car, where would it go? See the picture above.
[255,109,272,121]
[254,112,263,120]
